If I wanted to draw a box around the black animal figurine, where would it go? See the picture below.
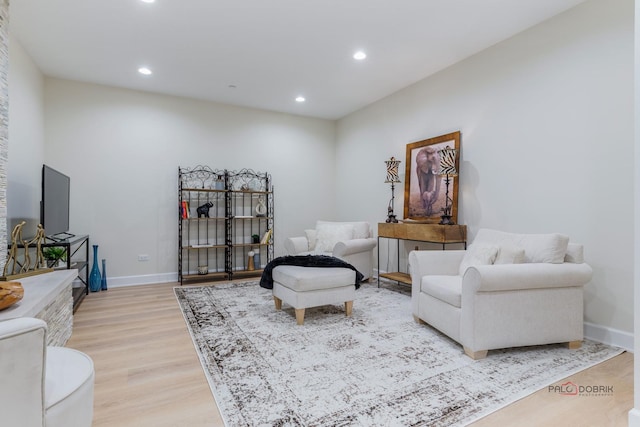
[197,202,214,218]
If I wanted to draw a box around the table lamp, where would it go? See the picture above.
[385,157,401,223]
[437,147,458,225]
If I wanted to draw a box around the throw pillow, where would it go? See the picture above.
[458,244,499,276]
[473,229,570,264]
[304,229,317,251]
[315,221,370,239]
[517,233,570,264]
[314,223,354,253]
[494,245,526,265]
[564,243,584,264]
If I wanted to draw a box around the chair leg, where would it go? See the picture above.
[464,347,488,360]
[568,340,582,350]
[295,308,305,325]
[273,296,282,310]
[345,301,353,316]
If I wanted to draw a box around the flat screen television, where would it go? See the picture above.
[41,165,73,240]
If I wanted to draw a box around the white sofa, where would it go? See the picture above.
[0,317,95,427]
[284,221,377,280]
[409,228,593,359]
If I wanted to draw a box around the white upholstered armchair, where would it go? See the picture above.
[284,221,377,280]
[409,229,592,359]
[0,317,95,427]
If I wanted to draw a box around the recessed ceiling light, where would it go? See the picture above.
[353,51,367,60]
[138,67,152,76]
[295,96,305,103]
[140,0,156,3]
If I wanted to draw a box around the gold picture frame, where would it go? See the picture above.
[403,131,461,223]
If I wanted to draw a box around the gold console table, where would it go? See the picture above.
[377,222,467,286]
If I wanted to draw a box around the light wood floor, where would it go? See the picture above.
[66,282,634,427]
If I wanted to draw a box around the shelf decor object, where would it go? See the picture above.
[404,131,461,223]
[178,166,274,285]
[437,146,459,225]
[101,259,108,291]
[255,196,267,216]
[89,245,101,292]
[0,281,23,310]
[384,157,401,223]
[1,222,53,280]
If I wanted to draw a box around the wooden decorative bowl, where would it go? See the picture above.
[0,281,24,310]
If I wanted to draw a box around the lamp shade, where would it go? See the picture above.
[385,157,401,183]
[438,147,458,176]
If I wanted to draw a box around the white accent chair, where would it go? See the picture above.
[0,317,95,427]
[409,229,592,360]
[284,221,377,280]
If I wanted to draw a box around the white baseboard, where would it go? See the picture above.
[81,272,178,289]
[583,321,633,352]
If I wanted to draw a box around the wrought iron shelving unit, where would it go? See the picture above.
[178,166,274,285]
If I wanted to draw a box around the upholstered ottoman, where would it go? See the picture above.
[272,265,357,325]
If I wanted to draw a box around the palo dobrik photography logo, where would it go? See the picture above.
[548,381,614,397]
[559,381,578,396]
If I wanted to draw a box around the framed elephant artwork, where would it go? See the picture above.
[403,131,461,223]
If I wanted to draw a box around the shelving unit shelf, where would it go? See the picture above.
[178,166,274,285]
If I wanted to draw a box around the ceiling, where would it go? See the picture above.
[10,0,586,120]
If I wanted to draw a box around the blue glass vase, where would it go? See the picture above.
[101,259,108,291]
[89,245,101,292]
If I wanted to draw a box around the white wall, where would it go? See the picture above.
[336,0,634,335]
[43,79,336,283]
[7,36,44,235]
[631,0,640,423]
[9,0,633,338]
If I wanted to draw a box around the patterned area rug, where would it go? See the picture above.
[174,281,622,426]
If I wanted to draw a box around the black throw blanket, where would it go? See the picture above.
[259,255,363,290]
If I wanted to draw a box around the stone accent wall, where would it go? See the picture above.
[36,283,73,346]
[0,0,8,269]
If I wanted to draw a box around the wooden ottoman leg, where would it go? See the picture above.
[345,301,353,317]
[295,308,305,325]
[568,340,582,350]
[464,347,488,360]
[274,296,282,310]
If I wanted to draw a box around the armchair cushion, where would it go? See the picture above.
[458,244,498,276]
[474,228,569,264]
[316,220,370,239]
[304,229,317,250]
[565,243,584,263]
[494,244,526,265]
[315,223,354,252]
[0,317,94,427]
[421,275,462,308]
[45,347,95,427]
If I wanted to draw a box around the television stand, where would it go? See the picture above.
[48,232,76,242]
[43,234,89,312]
